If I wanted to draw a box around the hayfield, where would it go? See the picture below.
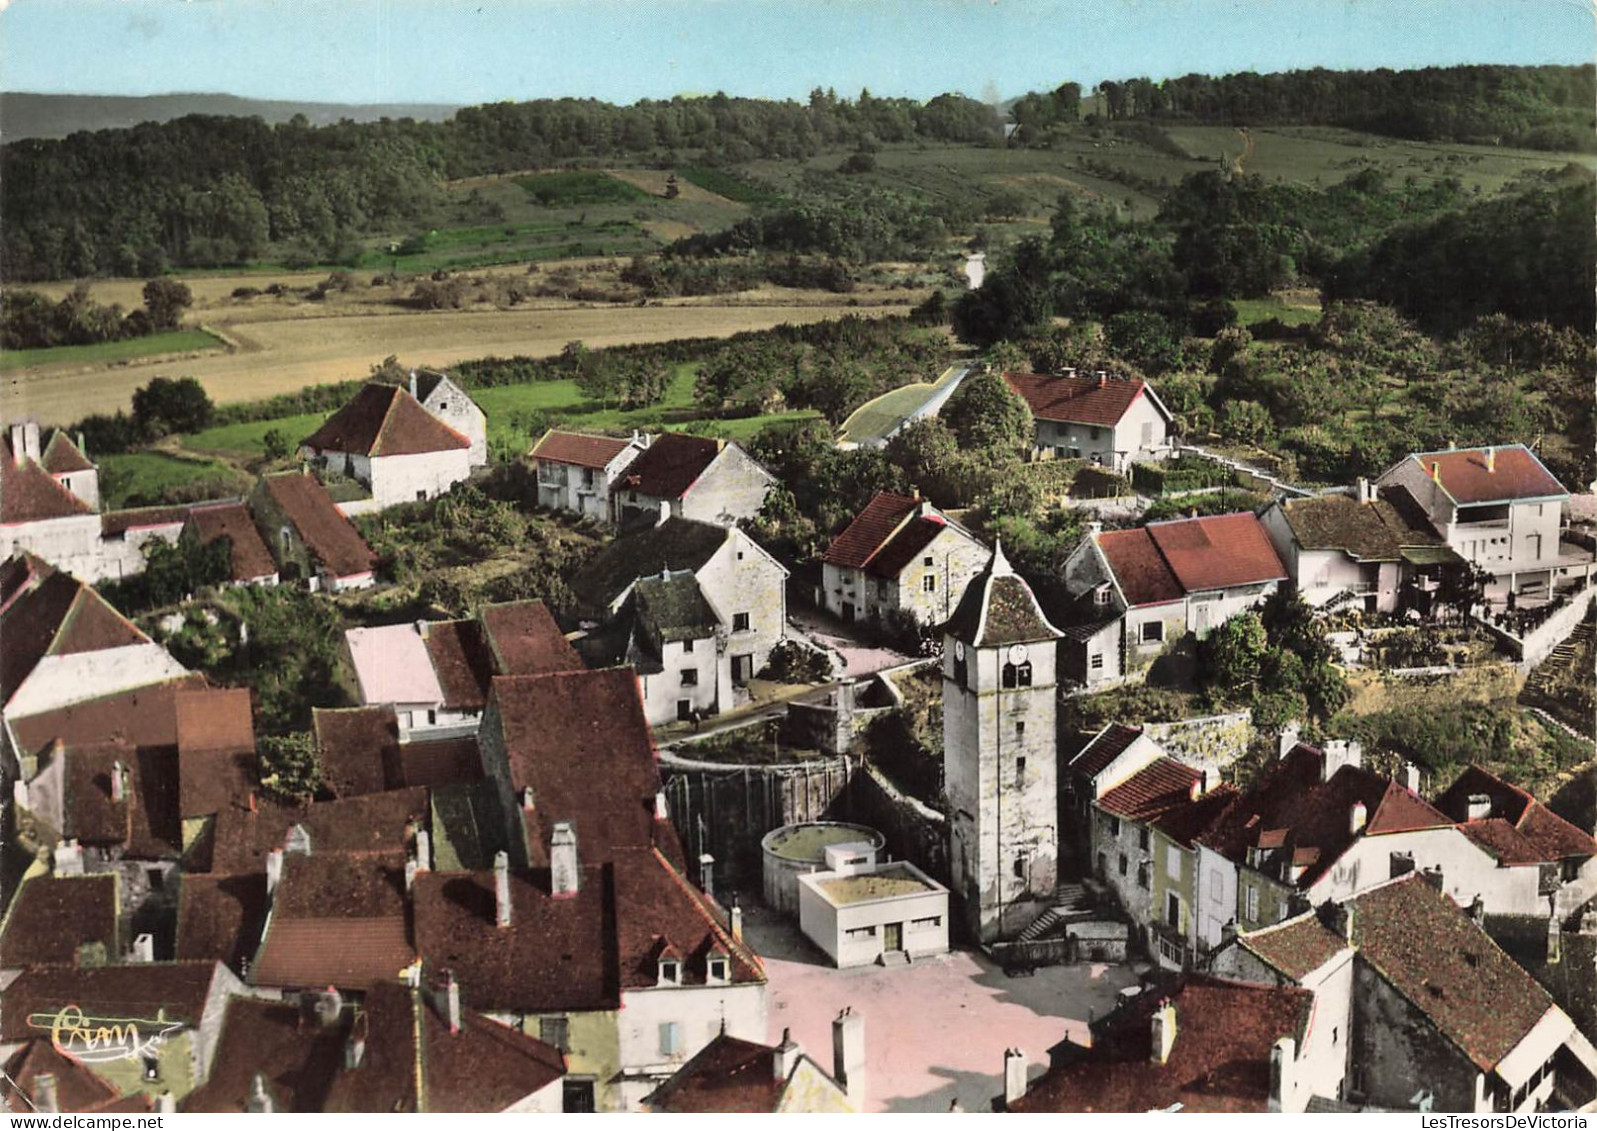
[0,328,226,373]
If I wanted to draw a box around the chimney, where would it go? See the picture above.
[1548,916,1562,965]
[1404,762,1422,794]
[730,899,744,942]
[77,432,87,458]
[32,1073,59,1114]
[1430,460,1442,484]
[1349,800,1368,836]
[493,850,512,927]
[285,823,312,856]
[1003,1048,1029,1107]
[832,1008,866,1109]
[1189,777,1203,802]
[22,421,40,463]
[1086,520,1104,538]
[344,1033,367,1069]
[772,1029,802,1082]
[409,370,419,399]
[436,969,462,1035]
[657,500,671,527]
[521,786,535,812]
[1485,446,1496,473]
[131,932,155,963]
[1355,476,1373,503]
[266,848,285,895]
[313,987,343,1027]
[54,839,83,877]
[9,423,25,466]
[155,1092,176,1114]
[1278,721,1303,760]
[110,760,128,803]
[654,790,669,820]
[1321,739,1361,781]
[246,1072,275,1114]
[698,853,716,903]
[1466,793,1493,821]
[1220,920,1238,946]
[1268,1036,1296,1113]
[415,828,431,872]
[1097,370,1107,388]
[405,857,418,893]
[550,822,580,897]
[1150,999,1177,1064]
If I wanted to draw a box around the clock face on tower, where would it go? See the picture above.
[1008,643,1028,664]
[953,641,965,660]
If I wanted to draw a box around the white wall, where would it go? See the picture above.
[615,981,767,1111]
[1195,844,1240,950]
[420,378,489,468]
[679,446,775,528]
[369,449,474,510]
[6,644,189,719]
[696,531,787,680]
[0,515,106,582]
[1306,827,1545,917]
[637,636,724,727]
[797,872,950,968]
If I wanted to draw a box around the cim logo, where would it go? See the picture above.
[28,1004,184,1064]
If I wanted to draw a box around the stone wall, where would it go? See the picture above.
[1145,711,1254,778]
[843,765,948,886]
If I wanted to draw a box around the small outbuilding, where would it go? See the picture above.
[796,846,949,969]
[761,822,886,916]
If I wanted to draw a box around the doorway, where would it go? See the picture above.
[883,921,902,952]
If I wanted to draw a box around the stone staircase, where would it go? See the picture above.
[1016,882,1093,942]
[1518,618,1594,740]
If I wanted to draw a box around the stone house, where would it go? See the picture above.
[576,517,788,690]
[182,501,279,587]
[300,383,475,510]
[623,571,733,727]
[1376,444,1592,602]
[1060,722,1165,856]
[96,507,190,582]
[249,472,376,591]
[1059,512,1288,688]
[1003,369,1173,470]
[611,432,775,529]
[410,369,488,468]
[528,429,646,522]
[1261,481,1459,614]
[643,1011,865,1113]
[40,429,99,511]
[818,490,987,626]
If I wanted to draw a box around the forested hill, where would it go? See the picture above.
[1014,64,1596,152]
[0,92,462,139]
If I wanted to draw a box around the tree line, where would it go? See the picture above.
[2,279,192,350]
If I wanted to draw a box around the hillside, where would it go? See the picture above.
[0,91,461,139]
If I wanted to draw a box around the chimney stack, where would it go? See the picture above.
[9,423,26,466]
[405,857,418,893]
[1086,520,1103,538]
[313,987,343,1028]
[155,1091,176,1114]
[1097,371,1107,388]
[551,822,580,897]
[437,969,462,1034]
[33,1073,59,1114]
[1404,762,1422,794]
[654,790,669,820]
[22,421,40,463]
[1268,1036,1296,1113]
[698,853,716,903]
[409,370,419,399]
[773,1029,802,1082]
[266,848,285,895]
[54,839,83,877]
[1278,721,1303,760]
[730,899,744,942]
[1150,999,1177,1064]
[131,933,155,963]
[1349,800,1368,836]
[1355,476,1373,503]
[1486,446,1496,473]
[246,1072,274,1114]
[1003,1048,1029,1107]
[832,1008,866,1109]
[110,760,128,803]
[521,787,536,812]
[77,432,87,458]
[415,828,431,872]
[344,1033,367,1069]
[1430,461,1442,484]
[493,851,512,927]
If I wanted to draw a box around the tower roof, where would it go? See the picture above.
[942,541,1061,647]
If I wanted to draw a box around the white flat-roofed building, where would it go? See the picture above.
[796,848,949,969]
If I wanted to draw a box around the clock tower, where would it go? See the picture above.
[942,541,1062,945]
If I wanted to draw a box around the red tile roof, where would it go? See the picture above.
[1435,765,1597,865]
[181,996,347,1113]
[251,853,414,989]
[207,787,429,875]
[412,864,618,1013]
[529,429,636,469]
[1349,875,1557,1072]
[259,472,376,579]
[0,550,50,609]
[1,961,223,1041]
[100,506,189,537]
[616,432,721,500]
[41,431,94,474]
[1003,371,1161,427]
[479,599,583,676]
[175,872,269,970]
[869,514,957,579]
[1098,758,1204,822]
[613,847,764,991]
[1097,513,1287,606]
[1,572,151,704]
[822,491,919,568]
[0,874,118,969]
[1,441,94,523]
[1008,976,1313,1113]
[65,744,183,857]
[313,706,400,799]
[8,675,207,768]
[421,619,494,709]
[643,1033,786,1112]
[186,501,278,582]
[943,544,1060,647]
[1,1041,126,1114]
[1240,912,1350,980]
[302,383,470,458]
[488,669,666,866]
[1408,445,1566,505]
[1095,527,1184,607]
[1155,784,1238,848]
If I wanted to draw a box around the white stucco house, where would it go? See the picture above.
[611,433,776,530]
[1004,369,1173,470]
[819,490,988,626]
[300,383,476,510]
[528,430,646,523]
[411,369,488,468]
[796,844,949,969]
[1,424,105,582]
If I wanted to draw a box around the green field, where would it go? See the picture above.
[98,450,252,509]
[353,217,657,274]
[0,328,225,373]
[185,411,332,457]
[1232,294,1323,327]
[513,170,651,207]
[678,166,787,206]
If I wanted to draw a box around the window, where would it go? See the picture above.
[911,916,941,930]
[1093,583,1112,606]
[1167,893,1181,928]
[922,575,937,592]
[659,1021,682,1057]
[1001,662,1033,688]
[563,1080,596,1113]
[844,926,877,940]
[1140,620,1164,645]
[1137,862,1150,890]
[1014,855,1028,879]
[142,1056,160,1082]
[658,959,680,985]
[953,657,968,686]
[1245,885,1260,921]
[1106,815,1121,837]
[682,638,694,654]
[1016,756,1026,778]
[732,612,751,632]
[540,1017,570,1052]
[280,525,293,552]
[416,490,428,501]
[737,550,745,560]
[1090,426,1101,441]
[1138,828,1150,851]
[1166,845,1182,881]
[1118,853,1129,877]
[707,956,728,983]
[1015,720,1026,739]
[1209,870,1225,904]
[1090,653,1104,670]
[680,669,698,687]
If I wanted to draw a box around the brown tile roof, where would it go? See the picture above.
[822,490,918,568]
[644,1033,785,1112]
[1407,445,1567,505]
[313,706,400,799]
[41,431,94,474]
[1,572,151,704]
[0,874,118,969]
[181,996,346,1113]
[1,441,94,523]
[869,514,960,579]
[325,980,566,1113]
[1349,875,1557,1072]
[302,383,470,458]
[1095,527,1184,607]
[397,735,483,789]
[479,599,583,676]
[0,961,223,1041]
[251,853,414,989]
[489,669,666,866]
[574,516,729,613]
[100,506,189,537]
[614,847,764,991]
[1146,512,1287,593]
[175,872,270,970]
[529,428,635,469]
[260,472,376,579]
[616,432,721,499]
[185,501,277,582]
[1008,975,1313,1113]
[1068,724,1146,781]
[412,864,619,1013]
[1240,912,1350,980]
[207,787,430,875]
[1003,371,1162,427]
[943,544,1060,647]
[65,744,183,857]
[1098,758,1204,822]
[0,550,50,609]
[1279,492,1447,561]
[8,675,207,768]
[1,1041,126,1114]
[175,688,258,819]
[1435,765,1597,865]
[1154,784,1238,848]
[421,619,494,709]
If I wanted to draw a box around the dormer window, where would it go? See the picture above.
[658,958,680,986]
[1093,583,1112,606]
[707,955,729,984]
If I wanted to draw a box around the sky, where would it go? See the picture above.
[2,0,1593,107]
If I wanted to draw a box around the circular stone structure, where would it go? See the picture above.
[760,822,887,915]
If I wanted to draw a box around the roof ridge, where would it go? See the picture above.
[648,845,766,980]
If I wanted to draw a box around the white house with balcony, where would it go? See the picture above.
[528,430,646,523]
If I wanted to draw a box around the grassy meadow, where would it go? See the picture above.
[0,328,225,373]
